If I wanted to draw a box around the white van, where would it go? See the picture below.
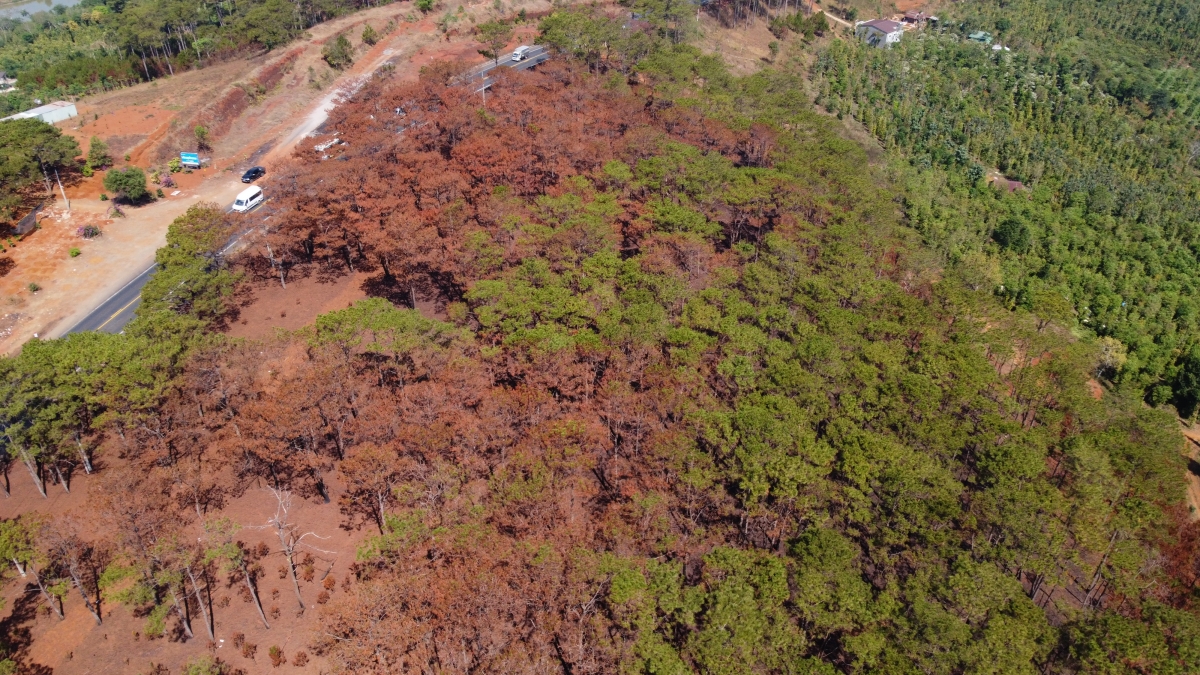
[232,185,264,213]
[511,45,531,62]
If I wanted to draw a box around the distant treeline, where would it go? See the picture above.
[812,0,1200,413]
[0,0,403,100]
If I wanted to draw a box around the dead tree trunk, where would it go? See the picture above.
[241,559,271,629]
[281,538,305,610]
[169,585,195,639]
[74,435,93,474]
[13,445,45,498]
[53,464,69,494]
[264,488,332,613]
[265,245,286,288]
[184,564,215,639]
[67,566,102,625]
[29,566,64,619]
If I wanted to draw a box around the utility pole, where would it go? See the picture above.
[54,169,69,211]
[38,159,52,196]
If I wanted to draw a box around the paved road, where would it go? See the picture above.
[67,264,157,335]
[65,199,267,335]
[467,46,551,91]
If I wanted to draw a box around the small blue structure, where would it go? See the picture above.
[180,152,201,169]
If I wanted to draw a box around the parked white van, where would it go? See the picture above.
[232,185,264,213]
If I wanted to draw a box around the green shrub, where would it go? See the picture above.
[362,24,378,45]
[194,125,210,151]
[102,166,148,202]
[183,654,226,675]
[322,33,354,69]
[69,247,80,257]
[85,135,110,169]
[143,603,169,638]
[156,188,164,198]
[27,282,39,292]
[99,193,107,200]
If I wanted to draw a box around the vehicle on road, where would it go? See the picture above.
[512,45,531,61]
[241,166,266,183]
[232,185,264,213]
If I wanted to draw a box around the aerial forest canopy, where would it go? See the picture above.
[0,3,1199,674]
[260,43,1196,673]
[812,0,1200,414]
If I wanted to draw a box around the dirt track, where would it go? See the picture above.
[0,0,546,354]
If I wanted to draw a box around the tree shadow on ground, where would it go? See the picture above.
[1,586,55,674]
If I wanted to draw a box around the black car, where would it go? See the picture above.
[241,166,266,183]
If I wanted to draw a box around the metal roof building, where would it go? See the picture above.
[1,101,78,125]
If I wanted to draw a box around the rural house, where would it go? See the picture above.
[856,19,904,48]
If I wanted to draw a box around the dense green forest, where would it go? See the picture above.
[811,0,1200,413]
[0,3,1197,674]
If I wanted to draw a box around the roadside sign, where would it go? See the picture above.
[180,152,201,168]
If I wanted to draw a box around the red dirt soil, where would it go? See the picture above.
[62,105,177,163]
[226,272,369,340]
[1,452,372,675]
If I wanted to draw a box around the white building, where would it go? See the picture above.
[855,19,904,48]
[1,101,78,125]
